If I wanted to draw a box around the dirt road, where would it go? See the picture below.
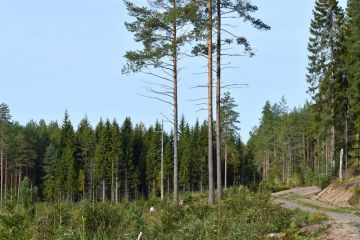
[272,187,360,240]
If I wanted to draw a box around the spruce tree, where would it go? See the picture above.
[346,0,360,134]
[179,121,191,192]
[120,117,136,201]
[75,117,95,201]
[94,120,105,202]
[110,120,121,203]
[220,92,240,188]
[133,123,146,199]
[0,103,11,202]
[306,0,344,174]
[42,144,58,201]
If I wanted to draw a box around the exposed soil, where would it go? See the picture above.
[272,186,360,240]
[316,182,357,208]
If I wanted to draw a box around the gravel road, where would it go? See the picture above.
[272,187,360,240]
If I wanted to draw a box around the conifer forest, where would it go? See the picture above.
[1,0,360,239]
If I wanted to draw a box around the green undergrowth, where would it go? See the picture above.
[0,187,326,240]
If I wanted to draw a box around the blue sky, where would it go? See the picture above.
[0,0,347,142]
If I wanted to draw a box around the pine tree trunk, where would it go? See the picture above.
[89,161,92,202]
[161,121,164,200]
[5,155,7,199]
[207,0,215,204]
[125,168,129,201]
[102,178,106,203]
[172,0,179,203]
[111,159,114,202]
[224,144,227,189]
[325,143,328,177]
[215,0,222,202]
[167,174,170,196]
[17,168,21,201]
[302,131,306,168]
[357,134,359,168]
[345,105,349,172]
[115,161,119,204]
[115,181,119,204]
[200,167,203,192]
[282,145,285,182]
[330,26,337,173]
[92,163,95,204]
[263,152,266,181]
[290,148,293,177]
[153,179,156,196]
[0,142,3,202]
[331,127,335,173]
[316,136,320,175]
[339,149,343,180]
[307,137,310,167]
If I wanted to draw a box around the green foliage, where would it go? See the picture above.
[258,181,290,193]
[0,210,30,240]
[0,187,322,239]
[181,192,193,204]
[19,177,38,209]
[0,197,33,240]
[80,203,123,237]
[350,186,360,206]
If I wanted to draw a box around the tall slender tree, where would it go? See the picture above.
[120,117,136,201]
[346,0,360,137]
[75,117,95,201]
[123,0,197,202]
[0,103,11,202]
[306,0,344,173]
[214,0,270,202]
[220,92,240,189]
[111,120,121,203]
[207,0,215,204]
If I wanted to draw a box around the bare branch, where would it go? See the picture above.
[144,86,173,98]
[195,103,207,106]
[143,80,172,90]
[189,85,208,89]
[137,93,174,106]
[196,108,207,113]
[160,112,174,125]
[221,53,245,57]
[192,71,208,75]
[221,66,240,70]
[182,52,208,59]
[221,28,239,38]
[141,70,173,83]
[222,83,249,89]
[188,97,208,102]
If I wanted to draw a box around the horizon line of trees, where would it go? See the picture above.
[0,91,254,203]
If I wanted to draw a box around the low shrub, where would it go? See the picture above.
[258,181,290,193]
[350,185,360,207]
[0,187,320,239]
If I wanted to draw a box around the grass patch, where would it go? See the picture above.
[295,200,355,215]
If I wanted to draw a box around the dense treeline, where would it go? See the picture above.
[248,0,360,186]
[249,99,332,186]
[0,92,251,203]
